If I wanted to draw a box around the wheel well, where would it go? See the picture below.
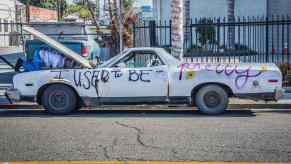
[191,83,234,100]
[36,83,80,105]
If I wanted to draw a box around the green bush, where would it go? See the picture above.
[195,18,216,48]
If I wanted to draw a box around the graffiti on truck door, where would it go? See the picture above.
[178,63,268,89]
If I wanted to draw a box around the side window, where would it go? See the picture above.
[4,20,8,32]
[113,51,163,68]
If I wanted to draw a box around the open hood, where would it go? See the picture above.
[22,26,92,69]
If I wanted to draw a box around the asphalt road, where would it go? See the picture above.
[0,108,291,162]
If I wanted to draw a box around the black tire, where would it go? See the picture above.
[75,102,83,111]
[195,84,229,115]
[42,84,77,115]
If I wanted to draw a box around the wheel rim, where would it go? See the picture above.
[203,91,221,108]
[48,90,69,110]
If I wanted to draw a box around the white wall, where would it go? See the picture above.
[190,0,267,19]
[189,0,227,19]
[0,0,16,21]
[235,0,267,17]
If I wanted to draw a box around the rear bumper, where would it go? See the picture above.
[274,88,284,101]
[236,88,284,101]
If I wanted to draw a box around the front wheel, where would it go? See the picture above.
[42,84,77,115]
[195,85,229,115]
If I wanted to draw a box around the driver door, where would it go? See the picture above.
[101,50,169,103]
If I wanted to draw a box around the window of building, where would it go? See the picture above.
[10,20,14,32]
[4,20,9,32]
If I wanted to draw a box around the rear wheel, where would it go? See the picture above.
[42,84,77,115]
[195,84,229,115]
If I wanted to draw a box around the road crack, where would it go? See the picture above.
[171,148,183,160]
[115,121,162,150]
[102,146,110,159]
[98,145,110,159]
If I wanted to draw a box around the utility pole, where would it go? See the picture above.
[57,0,65,21]
[25,0,30,23]
[107,0,113,19]
[118,0,123,53]
[171,0,184,60]
[57,0,60,21]
[227,0,235,49]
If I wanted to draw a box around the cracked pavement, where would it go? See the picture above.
[0,109,291,161]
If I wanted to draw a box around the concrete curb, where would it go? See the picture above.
[2,161,291,164]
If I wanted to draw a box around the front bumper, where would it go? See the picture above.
[274,88,284,101]
[5,88,21,101]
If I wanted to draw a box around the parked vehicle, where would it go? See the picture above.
[29,22,89,58]
[6,26,284,115]
[25,39,88,60]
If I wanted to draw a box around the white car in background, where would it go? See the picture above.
[6,27,284,115]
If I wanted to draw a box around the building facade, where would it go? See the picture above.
[267,0,291,17]
[153,0,291,21]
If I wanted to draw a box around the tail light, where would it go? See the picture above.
[82,47,88,57]
[268,79,278,83]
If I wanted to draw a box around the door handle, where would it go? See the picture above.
[156,70,164,73]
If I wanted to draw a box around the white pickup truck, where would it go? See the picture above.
[6,27,284,115]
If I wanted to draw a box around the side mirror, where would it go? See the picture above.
[96,56,101,64]
[89,61,97,68]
